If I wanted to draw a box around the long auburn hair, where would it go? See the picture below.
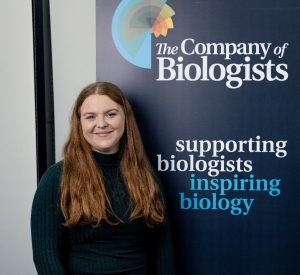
[60,82,165,227]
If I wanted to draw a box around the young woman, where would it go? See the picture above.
[31,82,174,275]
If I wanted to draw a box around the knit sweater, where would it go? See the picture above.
[31,151,174,275]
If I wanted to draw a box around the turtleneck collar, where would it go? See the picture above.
[92,150,122,166]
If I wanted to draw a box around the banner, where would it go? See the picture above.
[96,1,300,274]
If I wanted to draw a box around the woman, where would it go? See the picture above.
[31,82,174,275]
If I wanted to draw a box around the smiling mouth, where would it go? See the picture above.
[94,131,113,137]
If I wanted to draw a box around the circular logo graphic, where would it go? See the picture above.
[112,0,175,69]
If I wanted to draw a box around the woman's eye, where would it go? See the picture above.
[107,112,117,118]
[86,115,95,120]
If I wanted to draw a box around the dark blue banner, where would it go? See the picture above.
[96,1,300,274]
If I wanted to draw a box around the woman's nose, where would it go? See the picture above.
[96,116,108,128]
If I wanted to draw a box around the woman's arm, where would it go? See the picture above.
[31,163,67,275]
[150,172,175,275]
[151,214,175,275]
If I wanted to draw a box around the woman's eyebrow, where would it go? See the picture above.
[81,112,96,117]
[105,108,119,112]
[81,109,119,116]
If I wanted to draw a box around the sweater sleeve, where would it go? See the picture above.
[151,213,175,275]
[31,163,67,275]
[150,173,175,275]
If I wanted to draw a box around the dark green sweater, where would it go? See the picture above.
[31,151,174,275]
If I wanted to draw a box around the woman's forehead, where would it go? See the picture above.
[80,94,121,113]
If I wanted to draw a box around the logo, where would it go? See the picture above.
[112,0,175,69]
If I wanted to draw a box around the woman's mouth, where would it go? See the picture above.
[94,131,113,137]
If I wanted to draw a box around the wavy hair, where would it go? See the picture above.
[60,82,165,227]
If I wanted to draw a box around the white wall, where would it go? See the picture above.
[50,0,96,161]
[0,0,37,274]
[0,1,95,273]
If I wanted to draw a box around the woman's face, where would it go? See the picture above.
[80,94,125,154]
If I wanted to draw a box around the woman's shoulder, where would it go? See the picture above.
[31,161,64,222]
[40,161,63,183]
[34,161,63,199]
[43,161,63,177]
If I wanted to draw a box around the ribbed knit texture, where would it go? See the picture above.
[31,151,174,275]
